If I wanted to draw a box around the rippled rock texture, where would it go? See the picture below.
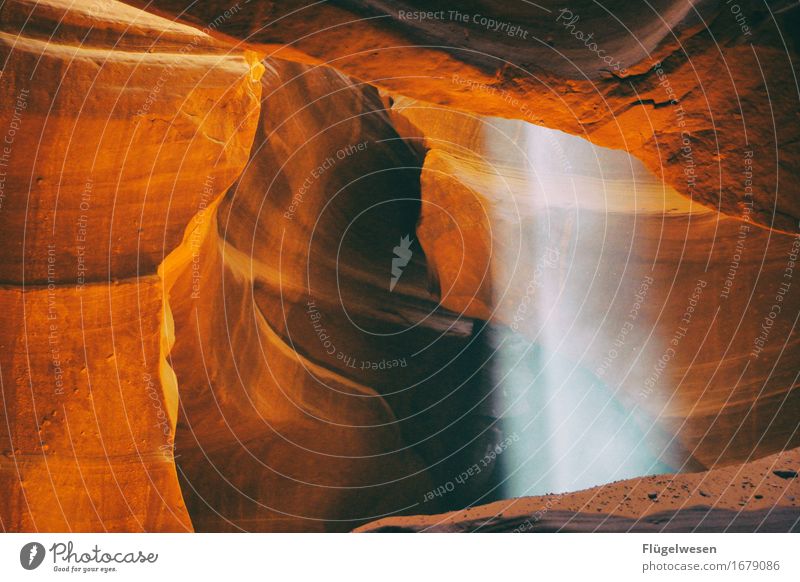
[1,0,799,533]
[126,0,800,231]
[166,59,509,531]
[0,0,262,531]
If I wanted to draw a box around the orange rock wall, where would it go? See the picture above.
[0,0,262,531]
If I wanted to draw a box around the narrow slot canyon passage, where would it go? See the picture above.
[1,0,798,536]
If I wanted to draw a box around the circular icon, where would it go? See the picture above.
[20,542,46,570]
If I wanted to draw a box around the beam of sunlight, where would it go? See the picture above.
[483,121,692,496]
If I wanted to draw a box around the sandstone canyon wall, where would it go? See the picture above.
[165,58,512,531]
[0,0,262,531]
[124,0,800,231]
[163,58,800,530]
[0,0,798,533]
[384,97,800,474]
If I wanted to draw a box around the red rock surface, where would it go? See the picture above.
[0,0,798,534]
[125,0,800,231]
[0,0,262,531]
[165,58,507,531]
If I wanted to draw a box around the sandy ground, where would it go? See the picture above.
[356,447,800,532]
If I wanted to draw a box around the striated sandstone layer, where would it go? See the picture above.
[0,0,797,535]
[125,0,800,231]
[0,0,262,531]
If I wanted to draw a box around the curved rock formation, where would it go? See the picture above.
[385,98,800,474]
[166,58,510,531]
[0,0,262,531]
[0,0,798,534]
[163,58,800,531]
[125,0,800,231]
